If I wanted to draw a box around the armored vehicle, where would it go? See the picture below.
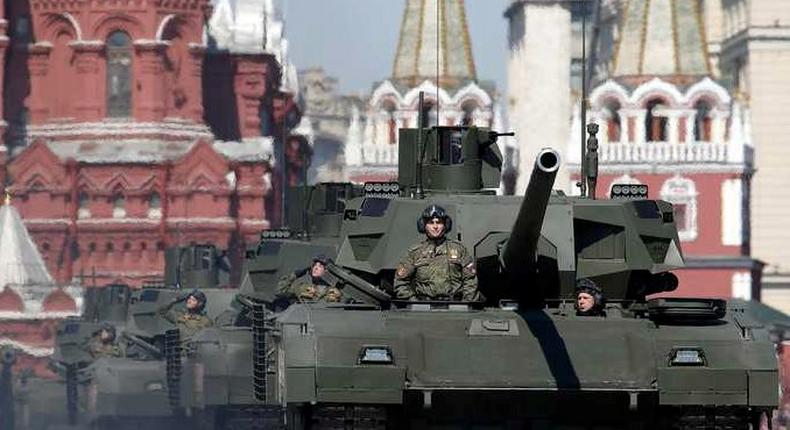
[234,120,779,429]
[50,244,236,428]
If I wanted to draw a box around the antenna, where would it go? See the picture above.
[436,0,440,127]
[415,91,427,199]
[579,1,588,198]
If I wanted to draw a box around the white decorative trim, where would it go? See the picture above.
[452,82,493,107]
[27,120,212,139]
[590,80,630,109]
[596,141,730,164]
[402,80,453,108]
[0,339,55,357]
[155,14,178,42]
[68,40,104,48]
[630,77,685,106]
[660,175,698,242]
[76,218,160,225]
[590,77,732,110]
[567,163,748,175]
[166,217,236,225]
[368,80,404,108]
[22,218,71,225]
[685,77,731,107]
[133,39,171,48]
[61,12,83,41]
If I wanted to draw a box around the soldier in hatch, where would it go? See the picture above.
[158,289,213,340]
[394,205,480,302]
[277,255,344,303]
[85,322,123,359]
[575,278,605,316]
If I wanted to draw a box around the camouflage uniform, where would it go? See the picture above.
[86,336,123,359]
[159,306,213,340]
[277,272,343,303]
[394,238,480,301]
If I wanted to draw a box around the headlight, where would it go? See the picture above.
[669,348,706,366]
[359,346,393,364]
[146,381,164,391]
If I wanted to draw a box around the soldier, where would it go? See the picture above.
[575,278,605,316]
[277,255,344,303]
[158,289,213,340]
[394,205,480,302]
[86,322,123,359]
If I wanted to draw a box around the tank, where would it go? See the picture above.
[49,244,237,429]
[231,123,779,429]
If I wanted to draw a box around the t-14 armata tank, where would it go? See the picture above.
[243,118,778,429]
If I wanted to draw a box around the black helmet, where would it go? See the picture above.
[417,205,453,234]
[312,254,330,266]
[188,289,207,312]
[99,322,116,341]
[575,278,604,314]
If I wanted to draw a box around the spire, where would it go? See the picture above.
[0,204,54,287]
[612,0,710,81]
[392,0,477,88]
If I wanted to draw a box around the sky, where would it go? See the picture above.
[284,0,512,96]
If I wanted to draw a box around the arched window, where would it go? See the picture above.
[694,100,713,142]
[420,101,438,128]
[660,176,698,242]
[78,191,91,219]
[603,100,622,142]
[112,193,126,218]
[106,31,132,117]
[382,101,397,145]
[460,101,479,126]
[645,98,668,142]
[148,192,162,219]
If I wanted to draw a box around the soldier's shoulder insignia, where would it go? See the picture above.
[396,265,409,279]
[464,262,476,275]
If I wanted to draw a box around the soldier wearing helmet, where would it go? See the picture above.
[158,288,213,339]
[575,278,605,316]
[85,322,123,359]
[277,255,344,303]
[394,205,480,302]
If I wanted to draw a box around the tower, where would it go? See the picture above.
[346,0,494,184]
[716,0,790,302]
[506,0,572,194]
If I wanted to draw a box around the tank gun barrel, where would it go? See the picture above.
[502,148,560,273]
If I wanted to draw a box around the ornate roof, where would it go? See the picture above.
[613,0,710,80]
[208,0,299,96]
[392,0,477,88]
[0,201,54,288]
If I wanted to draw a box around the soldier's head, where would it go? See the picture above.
[311,255,329,278]
[418,205,452,240]
[186,289,207,313]
[99,322,116,343]
[575,278,603,315]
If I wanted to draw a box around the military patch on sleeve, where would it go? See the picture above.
[464,262,476,275]
[396,265,409,279]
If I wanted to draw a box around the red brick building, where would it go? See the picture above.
[0,0,301,287]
